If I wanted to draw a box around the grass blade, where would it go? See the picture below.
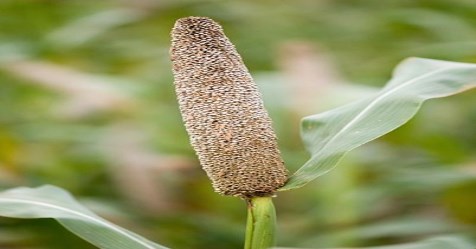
[282,58,476,190]
[0,185,168,249]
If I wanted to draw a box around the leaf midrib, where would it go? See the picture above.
[0,197,162,249]
[308,65,457,156]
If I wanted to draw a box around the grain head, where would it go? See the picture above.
[170,16,288,198]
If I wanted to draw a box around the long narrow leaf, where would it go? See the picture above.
[0,185,168,249]
[282,58,476,190]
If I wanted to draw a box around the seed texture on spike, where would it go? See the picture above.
[170,17,288,197]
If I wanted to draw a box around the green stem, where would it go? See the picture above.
[244,197,277,249]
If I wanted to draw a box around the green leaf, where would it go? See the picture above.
[0,185,169,249]
[281,58,476,191]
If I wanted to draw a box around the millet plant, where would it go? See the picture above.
[0,16,475,249]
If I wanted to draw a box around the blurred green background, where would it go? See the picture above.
[1,0,476,248]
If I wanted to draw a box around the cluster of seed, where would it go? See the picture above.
[170,17,288,197]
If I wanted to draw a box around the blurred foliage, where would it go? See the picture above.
[0,0,475,248]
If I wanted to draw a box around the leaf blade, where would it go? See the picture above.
[0,185,168,249]
[281,58,476,190]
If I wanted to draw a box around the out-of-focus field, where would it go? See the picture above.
[0,1,476,248]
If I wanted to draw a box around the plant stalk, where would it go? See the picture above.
[244,196,276,249]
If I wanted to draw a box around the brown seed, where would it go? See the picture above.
[170,16,288,198]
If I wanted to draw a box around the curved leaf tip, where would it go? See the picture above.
[281,57,476,191]
[0,185,169,249]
